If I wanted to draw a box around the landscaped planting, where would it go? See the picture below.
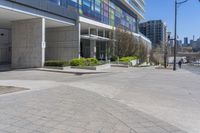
[119,56,138,63]
[70,58,99,66]
[110,56,119,62]
[70,58,85,66]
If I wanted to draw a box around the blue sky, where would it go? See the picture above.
[144,0,200,41]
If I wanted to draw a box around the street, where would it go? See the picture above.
[0,65,199,133]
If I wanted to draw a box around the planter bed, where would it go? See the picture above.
[111,60,139,68]
[44,66,71,70]
[71,64,111,70]
[111,63,129,68]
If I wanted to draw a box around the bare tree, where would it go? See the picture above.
[114,27,148,64]
[150,45,164,65]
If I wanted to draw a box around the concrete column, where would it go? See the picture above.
[78,22,81,58]
[103,30,106,37]
[90,40,96,58]
[46,23,80,61]
[105,42,108,61]
[11,18,45,68]
[88,27,90,36]
[96,28,98,36]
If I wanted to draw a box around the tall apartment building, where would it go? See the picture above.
[0,0,151,68]
[139,20,167,48]
[184,37,189,46]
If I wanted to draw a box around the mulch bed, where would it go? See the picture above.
[0,86,29,95]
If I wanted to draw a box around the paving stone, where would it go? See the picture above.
[0,69,188,133]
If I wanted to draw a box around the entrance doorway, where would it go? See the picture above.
[80,39,90,58]
[0,29,11,65]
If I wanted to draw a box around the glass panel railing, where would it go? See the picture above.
[124,0,144,15]
[135,0,144,7]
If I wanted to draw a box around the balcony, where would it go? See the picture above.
[122,0,144,19]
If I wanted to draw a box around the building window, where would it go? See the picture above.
[49,0,61,6]
[77,0,137,32]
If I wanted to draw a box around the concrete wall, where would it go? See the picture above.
[12,18,45,68]
[46,23,80,61]
[0,29,11,64]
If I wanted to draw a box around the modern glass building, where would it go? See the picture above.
[0,0,151,68]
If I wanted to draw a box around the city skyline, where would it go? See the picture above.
[144,0,200,41]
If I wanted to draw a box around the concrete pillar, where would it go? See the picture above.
[12,18,45,68]
[103,30,106,37]
[96,28,98,36]
[46,23,80,61]
[88,27,90,35]
[105,42,108,61]
[78,22,81,58]
[90,40,96,58]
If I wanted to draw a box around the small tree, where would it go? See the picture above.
[137,38,148,64]
[114,27,149,64]
[150,45,164,65]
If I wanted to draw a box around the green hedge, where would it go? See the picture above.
[119,56,138,63]
[70,58,85,66]
[85,58,99,66]
[70,58,99,66]
[45,60,69,67]
[45,58,99,67]
[110,56,119,62]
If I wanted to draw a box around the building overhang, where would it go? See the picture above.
[79,17,114,30]
[132,32,152,49]
[81,34,115,42]
[0,2,75,28]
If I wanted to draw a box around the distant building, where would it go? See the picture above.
[139,20,167,48]
[190,40,194,44]
[177,40,182,46]
[184,37,188,46]
[191,38,200,52]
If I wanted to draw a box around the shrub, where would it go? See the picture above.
[85,58,98,66]
[70,58,99,66]
[70,58,85,66]
[110,56,119,62]
[119,56,138,63]
[45,60,69,67]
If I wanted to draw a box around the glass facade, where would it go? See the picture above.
[67,0,138,32]
[47,0,145,32]
[49,0,61,5]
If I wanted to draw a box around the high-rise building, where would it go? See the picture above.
[184,37,188,46]
[190,39,194,45]
[0,0,151,68]
[139,20,167,48]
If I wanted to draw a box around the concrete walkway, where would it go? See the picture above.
[0,68,190,133]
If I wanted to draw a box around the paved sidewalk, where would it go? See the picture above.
[0,85,186,133]
[0,68,191,133]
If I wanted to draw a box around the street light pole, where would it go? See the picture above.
[173,0,177,71]
[173,0,190,71]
